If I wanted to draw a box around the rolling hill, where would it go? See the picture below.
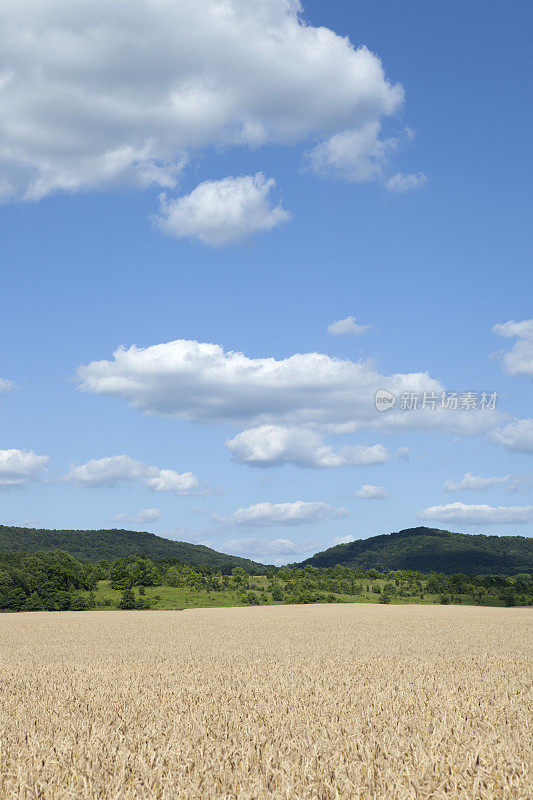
[0,525,271,573]
[1,524,531,576]
[293,527,533,575]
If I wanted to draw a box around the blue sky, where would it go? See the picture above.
[1,0,532,563]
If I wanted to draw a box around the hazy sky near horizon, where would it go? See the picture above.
[1,0,532,563]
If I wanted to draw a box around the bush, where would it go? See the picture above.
[69,593,88,611]
[270,585,284,602]
[118,589,136,610]
[25,591,44,611]
[501,591,517,607]
[0,588,28,611]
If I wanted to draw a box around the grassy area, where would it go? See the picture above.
[93,581,248,610]
[87,579,513,610]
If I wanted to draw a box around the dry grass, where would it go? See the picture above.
[0,604,531,800]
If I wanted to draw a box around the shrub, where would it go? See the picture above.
[270,585,284,602]
[118,589,136,610]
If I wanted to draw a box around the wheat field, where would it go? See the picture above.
[0,604,531,800]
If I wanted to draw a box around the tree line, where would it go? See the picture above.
[0,550,531,612]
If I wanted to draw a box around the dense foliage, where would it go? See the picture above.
[0,525,270,572]
[0,551,98,611]
[2,525,531,578]
[0,550,531,612]
[294,527,533,575]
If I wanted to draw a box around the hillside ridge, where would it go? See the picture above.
[0,524,531,575]
[0,525,271,572]
[292,526,532,575]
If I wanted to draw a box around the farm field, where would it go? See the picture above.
[0,604,531,800]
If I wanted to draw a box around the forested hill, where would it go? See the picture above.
[0,525,270,573]
[2,524,531,577]
[293,527,533,575]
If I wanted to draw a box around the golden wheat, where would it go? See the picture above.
[0,604,531,800]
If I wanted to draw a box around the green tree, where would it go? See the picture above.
[232,567,249,588]
[109,559,133,590]
[25,591,44,611]
[118,588,136,610]
[69,593,88,610]
[270,585,284,601]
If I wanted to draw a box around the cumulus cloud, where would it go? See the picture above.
[327,316,372,336]
[111,508,162,525]
[144,469,200,494]
[444,473,511,492]
[64,454,202,494]
[308,122,395,183]
[492,319,533,377]
[385,172,427,193]
[223,537,316,556]
[352,484,388,499]
[491,419,533,453]
[77,338,504,440]
[0,0,404,202]
[418,501,533,525]
[0,448,49,488]
[226,425,389,468]
[0,378,15,394]
[215,500,347,528]
[65,455,147,487]
[157,174,290,245]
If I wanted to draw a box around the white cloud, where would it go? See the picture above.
[64,455,147,487]
[444,473,511,492]
[76,338,517,464]
[0,448,49,488]
[112,508,162,525]
[327,316,372,336]
[223,537,315,556]
[77,338,489,435]
[491,419,533,453]
[307,122,395,183]
[385,172,427,193]
[352,484,388,499]
[0,0,404,201]
[418,501,533,525]
[493,319,533,377]
[333,535,355,545]
[0,378,15,394]
[64,454,202,494]
[226,425,389,468]
[144,469,200,494]
[157,174,290,245]
[216,500,347,528]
